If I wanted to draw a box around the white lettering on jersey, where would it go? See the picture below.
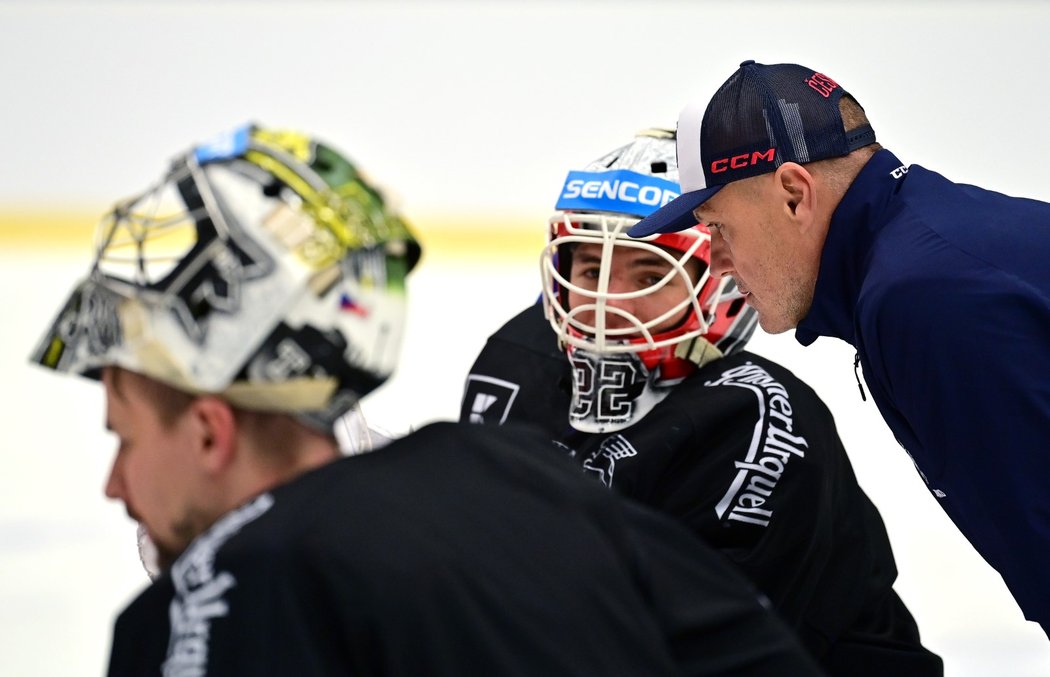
[582,434,638,488]
[470,393,498,423]
[163,493,275,676]
[707,363,809,528]
[463,374,520,424]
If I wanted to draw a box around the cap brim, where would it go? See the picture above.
[627,184,723,237]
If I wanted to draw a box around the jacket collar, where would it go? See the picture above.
[795,149,906,346]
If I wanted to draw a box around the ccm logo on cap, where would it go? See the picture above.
[710,148,776,174]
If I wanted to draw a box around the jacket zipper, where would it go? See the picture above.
[853,352,868,402]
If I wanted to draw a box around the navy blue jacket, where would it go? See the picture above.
[796,149,1050,631]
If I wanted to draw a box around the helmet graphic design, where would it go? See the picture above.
[540,129,757,433]
[32,123,420,431]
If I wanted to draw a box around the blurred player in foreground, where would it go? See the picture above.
[32,124,822,675]
[462,129,942,675]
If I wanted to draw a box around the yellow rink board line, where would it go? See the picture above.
[0,210,547,260]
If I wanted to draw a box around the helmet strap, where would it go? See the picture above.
[674,336,724,369]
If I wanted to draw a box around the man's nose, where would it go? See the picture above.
[104,456,124,501]
[709,233,732,279]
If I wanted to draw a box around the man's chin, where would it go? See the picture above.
[756,308,797,335]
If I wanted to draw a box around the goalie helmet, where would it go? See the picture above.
[31,123,420,431]
[540,129,757,433]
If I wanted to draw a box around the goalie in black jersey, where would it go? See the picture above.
[31,124,824,676]
[462,129,943,676]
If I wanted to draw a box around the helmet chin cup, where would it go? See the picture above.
[566,346,684,433]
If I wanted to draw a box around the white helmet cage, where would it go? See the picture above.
[31,124,420,432]
[542,214,718,353]
[541,129,756,358]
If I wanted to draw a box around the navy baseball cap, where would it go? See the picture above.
[628,60,876,237]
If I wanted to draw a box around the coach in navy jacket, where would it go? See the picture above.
[797,148,1050,633]
[629,60,1050,636]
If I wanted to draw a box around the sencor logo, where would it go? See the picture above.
[560,178,678,208]
[710,148,776,174]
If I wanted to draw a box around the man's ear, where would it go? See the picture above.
[187,396,238,474]
[773,162,815,226]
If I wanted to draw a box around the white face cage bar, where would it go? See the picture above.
[540,212,725,354]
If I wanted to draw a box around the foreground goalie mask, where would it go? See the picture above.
[541,129,757,433]
[32,124,420,431]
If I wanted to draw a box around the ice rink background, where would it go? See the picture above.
[2,2,1050,674]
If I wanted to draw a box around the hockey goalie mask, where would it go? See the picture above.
[540,130,757,433]
[31,123,420,431]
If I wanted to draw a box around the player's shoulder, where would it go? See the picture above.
[666,351,834,431]
[182,461,383,575]
[692,351,818,399]
[464,303,570,427]
[175,492,288,577]
[318,422,573,491]
[411,422,622,510]
[407,420,570,470]
[486,302,562,357]
[198,427,557,567]
[404,419,550,449]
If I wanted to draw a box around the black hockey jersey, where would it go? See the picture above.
[461,303,943,676]
[107,421,821,676]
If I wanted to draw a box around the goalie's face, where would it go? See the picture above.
[102,368,212,573]
[566,242,702,337]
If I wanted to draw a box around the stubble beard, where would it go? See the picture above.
[755,272,815,335]
[138,510,210,578]
[137,524,185,578]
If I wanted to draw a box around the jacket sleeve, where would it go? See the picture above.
[864,267,1050,629]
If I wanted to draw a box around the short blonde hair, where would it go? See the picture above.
[839,94,872,133]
